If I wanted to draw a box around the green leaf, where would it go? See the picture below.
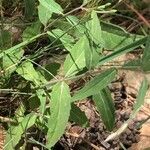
[4,113,37,150]
[38,4,52,26]
[100,21,143,50]
[97,3,112,10]
[47,29,74,50]
[3,49,24,76]
[47,82,71,148]
[72,68,117,102]
[36,89,47,114]
[64,36,86,77]
[69,103,89,127]
[0,30,12,50]
[101,31,134,50]
[84,11,103,69]
[66,15,86,34]
[38,63,61,81]
[36,69,48,83]
[84,36,101,69]
[39,0,63,14]
[99,36,147,65]
[101,21,128,34]
[141,36,150,72]
[22,22,41,41]
[93,87,115,131]
[14,102,25,123]
[83,0,92,5]
[131,78,148,118]
[85,45,100,69]
[86,10,103,46]
[16,61,46,86]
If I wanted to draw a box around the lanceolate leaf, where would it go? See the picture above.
[39,0,63,14]
[47,82,71,148]
[16,61,39,84]
[100,21,130,35]
[100,21,143,40]
[4,113,37,150]
[93,87,115,131]
[64,36,86,77]
[84,36,101,69]
[141,36,150,72]
[14,102,25,123]
[131,78,148,118]
[98,36,147,66]
[66,15,85,34]
[36,89,47,115]
[72,68,117,102]
[70,103,89,127]
[86,10,103,46]
[16,61,46,86]
[101,31,134,50]
[85,45,100,69]
[47,29,74,50]
[100,21,144,50]
[22,22,41,41]
[3,48,24,76]
[38,4,52,26]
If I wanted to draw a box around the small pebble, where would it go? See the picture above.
[126,128,132,135]
[116,121,122,128]
[127,134,134,140]
[131,136,136,143]
[128,123,134,130]
[124,140,132,146]
[123,113,130,120]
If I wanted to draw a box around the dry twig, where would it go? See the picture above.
[124,1,150,28]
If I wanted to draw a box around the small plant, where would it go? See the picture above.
[0,0,149,149]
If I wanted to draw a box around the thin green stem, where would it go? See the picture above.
[0,33,46,58]
[35,69,102,90]
[44,4,84,31]
[0,88,33,95]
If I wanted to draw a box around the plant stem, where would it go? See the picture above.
[44,5,84,31]
[35,69,103,90]
[0,33,46,58]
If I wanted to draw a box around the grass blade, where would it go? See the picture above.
[141,36,150,72]
[98,36,147,65]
